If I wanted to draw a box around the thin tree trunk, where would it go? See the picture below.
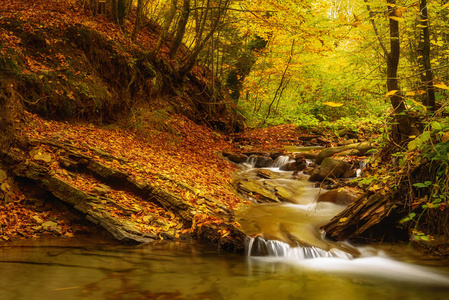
[386,0,417,140]
[418,0,436,110]
[153,0,177,56]
[131,0,144,41]
[263,40,294,123]
[178,0,229,77]
[170,0,190,60]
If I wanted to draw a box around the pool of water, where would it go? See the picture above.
[1,237,449,300]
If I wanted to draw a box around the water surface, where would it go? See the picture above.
[1,237,449,300]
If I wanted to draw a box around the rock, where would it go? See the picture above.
[302,152,319,160]
[91,184,111,196]
[30,149,53,163]
[317,188,358,205]
[143,215,154,223]
[279,161,307,172]
[32,215,44,225]
[221,151,232,157]
[342,169,357,178]
[304,167,315,175]
[243,151,270,156]
[42,221,61,234]
[227,153,248,164]
[279,162,297,171]
[308,158,351,182]
[0,168,7,182]
[338,129,359,139]
[270,152,286,159]
[248,155,273,168]
[32,226,43,232]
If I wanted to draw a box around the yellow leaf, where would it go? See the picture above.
[410,99,427,112]
[323,102,343,107]
[385,90,398,97]
[405,91,416,96]
[389,16,405,22]
[339,217,348,223]
[369,184,381,191]
[434,83,449,90]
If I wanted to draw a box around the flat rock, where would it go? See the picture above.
[227,153,248,164]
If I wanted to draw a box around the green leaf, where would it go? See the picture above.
[431,122,443,132]
[399,212,416,224]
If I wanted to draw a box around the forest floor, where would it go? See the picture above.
[1,111,340,249]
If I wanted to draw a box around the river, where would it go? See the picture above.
[1,158,449,299]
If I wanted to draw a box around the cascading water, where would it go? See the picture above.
[246,236,353,259]
[237,150,449,287]
[272,155,292,168]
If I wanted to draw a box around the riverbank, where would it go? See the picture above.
[0,111,249,248]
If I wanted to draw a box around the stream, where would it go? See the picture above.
[1,156,449,299]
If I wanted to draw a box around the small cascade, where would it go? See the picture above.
[356,161,367,177]
[245,155,260,168]
[273,155,292,168]
[246,237,353,260]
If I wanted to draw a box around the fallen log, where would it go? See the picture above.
[322,191,407,242]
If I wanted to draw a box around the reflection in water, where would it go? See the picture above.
[1,238,449,300]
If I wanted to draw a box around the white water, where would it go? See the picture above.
[272,155,293,167]
[239,157,449,288]
[246,237,449,286]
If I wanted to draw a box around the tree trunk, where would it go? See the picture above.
[178,0,230,77]
[264,39,294,123]
[153,0,177,55]
[386,0,418,141]
[131,0,144,40]
[170,0,190,60]
[418,0,436,110]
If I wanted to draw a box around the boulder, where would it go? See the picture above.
[227,153,248,164]
[248,155,273,168]
[279,161,307,172]
[317,188,359,205]
[279,162,298,171]
[309,158,351,182]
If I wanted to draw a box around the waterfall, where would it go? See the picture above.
[273,155,292,168]
[356,161,366,177]
[246,155,257,167]
[246,236,353,260]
